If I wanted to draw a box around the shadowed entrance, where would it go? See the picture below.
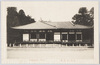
[46,32,54,42]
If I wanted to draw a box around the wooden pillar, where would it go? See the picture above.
[37,33,39,42]
[73,31,76,47]
[29,33,31,41]
[60,32,62,42]
[45,33,46,41]
[75,31,77,42]
[45,33,46,47]
[53,32,54,48]
[67,32,68,42]
[68,32,69,42]
[67,32,69,46]
[60,32,62,47]
[81,32,82,42]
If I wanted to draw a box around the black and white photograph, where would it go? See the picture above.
[1,1,99,64]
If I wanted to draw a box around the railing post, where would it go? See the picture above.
[79,44,81,47]
[85,44,88,47]
[9,43,11,47]
[73,43,74,47]
[20,44,21,47]
[13,43,15,47]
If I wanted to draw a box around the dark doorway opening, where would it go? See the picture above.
[62,34,67,40]
[46,32,54,42]
[68,34,75,41]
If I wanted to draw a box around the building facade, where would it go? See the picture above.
[9,21,93,47]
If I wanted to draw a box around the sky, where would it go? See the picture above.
[2,1,97,22]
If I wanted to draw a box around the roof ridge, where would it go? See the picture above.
[48,21,70,23]
[70,22,75,26]
[40,21,57,28]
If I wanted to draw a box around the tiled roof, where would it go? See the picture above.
[12,21,56,29]
[12,21,92,29]
[45,22,92,29]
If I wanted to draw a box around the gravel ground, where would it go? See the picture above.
[7,47,94,60]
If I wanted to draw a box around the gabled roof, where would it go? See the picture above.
[12,21,92,29]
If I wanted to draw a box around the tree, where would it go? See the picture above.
[18,9,26,25]
[19,9,26,16]
[78,7,88,15]
[18,10,35,25]
[7,7,19,27]
[72,7,94,26]
[26,15,36,23]
[89,7,94,26]
[72,7,94,46]
[90,7,94,15]
[7,7,36,44]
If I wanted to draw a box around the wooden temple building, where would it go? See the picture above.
[8,21,93,47]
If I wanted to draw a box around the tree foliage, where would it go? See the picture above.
[7,7,19,27]
[7,7,36,44]
[72,7,94,26]
[7,7,36,27]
